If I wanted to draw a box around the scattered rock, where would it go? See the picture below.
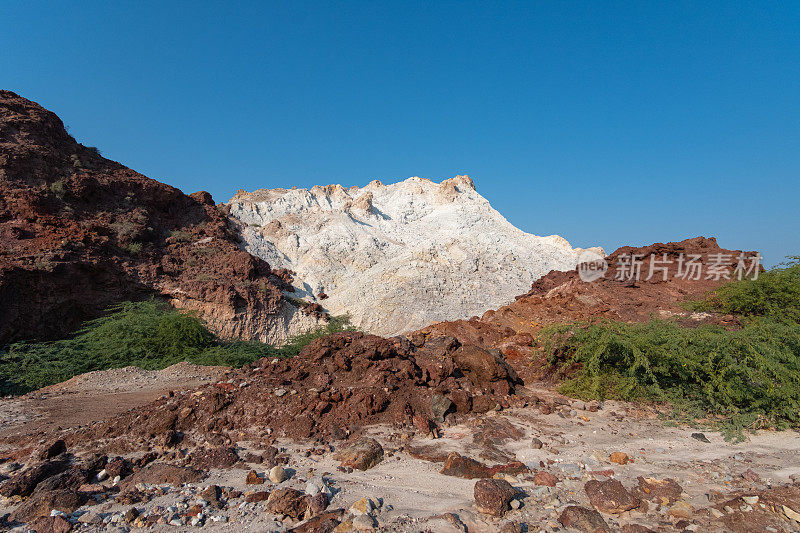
[29,515,73,533]
[269,465,288,483]
[122,463,205,487]
[633,476,683,504]
[584,479,641,514]
[267,488,310,520]
[441,452,491,479]
[531,437,543,449]
[691,432,711,443]
[246,470,265,484]
[558,505,611,532]
[431,394,454,423]
[667,500,694,519]
[245,490,270,503]
[609,452,630,465]
[534,471,558,487]
[352,513,377,531]
[474,478,518,517]
[335,438,384,471]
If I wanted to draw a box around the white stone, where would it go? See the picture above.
[229,176,602,336]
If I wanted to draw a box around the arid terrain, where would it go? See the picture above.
[1,92,798,533]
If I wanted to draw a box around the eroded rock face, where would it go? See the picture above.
[229,176,601,335]
[0,90,318,344]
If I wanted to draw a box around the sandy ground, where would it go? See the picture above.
[0,363,228,441]
[2,372,800,532]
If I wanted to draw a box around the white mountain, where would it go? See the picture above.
[228,175,602,336]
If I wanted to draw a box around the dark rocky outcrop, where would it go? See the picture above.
[0,90,291,344]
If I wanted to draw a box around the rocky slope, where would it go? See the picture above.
[0,90,321,344]
[416,236,759,376]
[229,176,602,336]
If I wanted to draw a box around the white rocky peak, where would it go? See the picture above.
[228,176,602,336]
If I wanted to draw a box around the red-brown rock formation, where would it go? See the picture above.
[0,90,313,344]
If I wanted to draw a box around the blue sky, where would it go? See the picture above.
[2,1,798,266]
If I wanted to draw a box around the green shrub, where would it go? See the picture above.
[689,257,800,323]
[169,230,192,242]
[277,315,355,358]
[0,302,355,395]
[126,242,143,254]
[49,180,67,198]
[542,257,800,440]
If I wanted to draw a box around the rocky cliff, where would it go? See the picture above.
[0,91,321,344]
[229,176,602,335]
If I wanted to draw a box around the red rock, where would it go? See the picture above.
[334,438,383,471]
[632,476,683,504]
[440,453,492,479]
[558,505,611,532]
[474,478,518,517]
[266,488,310,519]
[289,509,343,532]
[585,479,641,514]
[29,515,73,533]
[121,463,205,487]
[245,490,270,503]
[246,470,264,484]
[0,90,289,345]
[609,452,630,465]
[534,471,558,487]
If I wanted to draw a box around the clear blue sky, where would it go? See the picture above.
[3,1,798,266]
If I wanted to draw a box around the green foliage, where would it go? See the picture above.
[273,315,355,358]
[49,180,67,198]
[542,257,800,440]
[689,257,800,323]
[169,230,192,242]
[0,302,355,395]
[126,242,143,254]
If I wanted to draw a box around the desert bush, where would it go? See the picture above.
[169,229,192,242]
[126,242,143,254]
[0,301,354,395]
[688,257,800,323]
[49,179,67,198]
[541,257,800,440]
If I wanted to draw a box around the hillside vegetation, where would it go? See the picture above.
[0,300,352,395]
[542,258,800,439]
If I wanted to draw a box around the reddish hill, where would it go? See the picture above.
[415,237,759,367]
[0,90,293,344]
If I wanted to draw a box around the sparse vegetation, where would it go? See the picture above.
[0,301,354,395]
[169,229,192,242]
[541,258,800,440]
[85,146,101,157]
[126,242,143,255]
[49,179,67,198]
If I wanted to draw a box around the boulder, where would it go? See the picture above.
[334,438,383,471]
[474,478,518,517]
[440,453,491,479]
[558,505,611,532]
[584,479,641,514]
[632,476,683,504]
[267,488,310,520]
